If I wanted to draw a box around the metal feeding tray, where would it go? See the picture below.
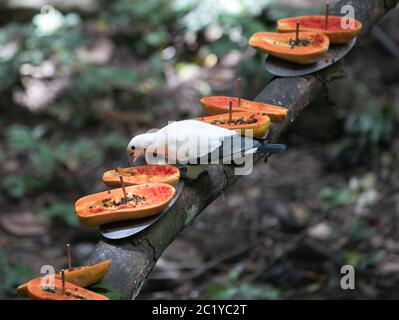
[265,38,356,77]
[99,180,184,240]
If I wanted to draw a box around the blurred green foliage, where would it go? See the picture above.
[2,124,104,198]
[203,265,280,299]
[318,185,357,212]
[2,174,49,198]
[100,132,129,151]
[346,220,375,242]
[89,279,123,300]
[0,250,35,299]
[0,12,83,89]
[345,251,381,270]
[40,202,78,227]
[333,83,397,158]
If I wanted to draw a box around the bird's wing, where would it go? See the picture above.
[199,135,259,163]
[152,120,238,163]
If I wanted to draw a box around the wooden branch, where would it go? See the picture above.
[88,0,399,299]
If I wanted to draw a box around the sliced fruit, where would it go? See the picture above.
[195,112,270,139]
[27,278,109,300]
[17,260,112,297]
[249,31,329,64]
[102,165,180,188]
[277,16,362,44]
[200,96,288,123]
[75,183,176,227]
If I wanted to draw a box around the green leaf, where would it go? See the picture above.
[89,279,123,300]
[73,66,139,95]
[2,174,49,198]
[40,202,78,227]
[203,281,280,300]
[318,186,356,212]
[0,249,35,299]
[203,264,280,300]
[100,133,128,151]
[6,125,39,151]
[346,220,374,241]
[346,251,381,270]
[32,143,59,174]
[0,146,5,162]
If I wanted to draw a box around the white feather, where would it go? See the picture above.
[149,120,238,163]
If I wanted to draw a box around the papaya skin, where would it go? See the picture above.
[249,31,330,64]
[277,16,362,44]
[17,259,111,297]
[27,278,109,300]
[200,96,288,123]
[75,183,176,227]
[195,112,270,139]
[102,165,180,188]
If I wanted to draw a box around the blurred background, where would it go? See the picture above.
[1,0,399,299]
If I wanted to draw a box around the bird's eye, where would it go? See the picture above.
[131,146,135,150]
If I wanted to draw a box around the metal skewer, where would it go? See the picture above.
[325,2,330,30]
[116,169,128,203]
[295,20,300,45]
[229,99,233,124]
[61,269,65,295]
[237,78,241,107]
[66,244,72,271]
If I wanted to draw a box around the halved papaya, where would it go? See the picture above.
[27,278,109,300]
[195,112,270,139]
[248,31,329,64]
[277,16,362,44]
[102,165,180,188]
[200,96,288,123]
[75,183,176,227]
[17,260,111,297]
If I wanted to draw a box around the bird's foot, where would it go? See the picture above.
[180,164,210,181]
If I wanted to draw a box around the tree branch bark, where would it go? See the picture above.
[88,0,399,299]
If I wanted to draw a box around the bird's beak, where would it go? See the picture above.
[127,150,136,166]
[127,153,134,166]
[133,152,141,162]
[127,150,144,166]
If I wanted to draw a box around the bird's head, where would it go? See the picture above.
[127,133,155,163]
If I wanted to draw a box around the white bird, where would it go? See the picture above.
[127,120,282,179]
[127,120,245,179]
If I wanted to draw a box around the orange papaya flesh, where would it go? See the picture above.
[27,278,109,300]
[195,112,271,139]
[249,31,329,64]
[75,183,175,227]
[17,259,112,297]
[102,165,180,188]
[277,16,362,44]
[200,96,288,123]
